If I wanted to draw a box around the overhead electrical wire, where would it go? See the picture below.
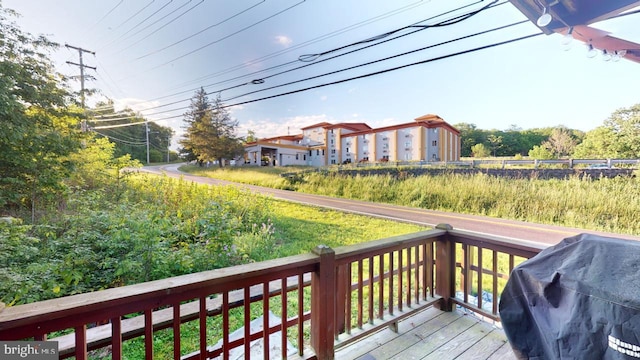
[89,31,543,126]
[98,0,504,117]
[100,0,175,51]
[148,0,431,99]
[94,131,147,146]
[115,0,156,30]
[116,0,488,112]
[142,0,307,67]
[136,0,266,58]
[114,0,205,54]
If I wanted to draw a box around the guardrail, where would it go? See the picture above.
[0,226,547,359]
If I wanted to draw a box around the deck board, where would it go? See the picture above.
[335,308,516,360]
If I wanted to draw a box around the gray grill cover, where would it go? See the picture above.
[499,233,640,359]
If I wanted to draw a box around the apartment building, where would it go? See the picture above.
[242,114,460,167]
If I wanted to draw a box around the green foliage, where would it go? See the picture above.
[454,123,559,157]
[573,104,640,159]
[87,101,174,164]
[528,145,555,159]
[470,143,490,157]
[0,6,83,218]
[1,173,422,305]
[573,126,621,159]
[180,89,244,166]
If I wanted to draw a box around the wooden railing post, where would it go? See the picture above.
[335,264,348,337]
[311,245,336,360]
[434,224,455,312]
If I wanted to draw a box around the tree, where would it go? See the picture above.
[245,129,258,143]
[486,134,503,157]
[542,127,577,158]
[471,143,490,157]
[0,5,83,219]
[454,123,484,157]
[603,103,640,158]
[528,145,554,160]
[180,89,244,167]
[572,126,622,159]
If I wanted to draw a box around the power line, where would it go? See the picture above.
[114,0,205,54]
[100,0,175,51]
[98,31,542,126]
[136,0,266,59]
[147,0,431,99]
[122,0,488,111]
[104,2,510,117]
[144,0,307,67]
[219,33,544,110]
[115,0,155,30]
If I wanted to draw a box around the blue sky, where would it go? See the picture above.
[4,0,640,149]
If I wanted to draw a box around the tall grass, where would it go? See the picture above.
[181,166,640,235]
[298,172,640,234]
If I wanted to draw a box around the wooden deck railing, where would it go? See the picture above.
[0,225,547,359]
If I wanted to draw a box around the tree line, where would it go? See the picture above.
[454,103,640,159]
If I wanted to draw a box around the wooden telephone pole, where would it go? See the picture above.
[65,44,96,131]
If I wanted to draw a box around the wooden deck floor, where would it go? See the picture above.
[334,307,516,360]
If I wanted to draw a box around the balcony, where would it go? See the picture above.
[0,226,543,359]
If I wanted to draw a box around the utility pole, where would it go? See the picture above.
[65,44,96,131]
[167,135,171,163]
[146,122,150,164]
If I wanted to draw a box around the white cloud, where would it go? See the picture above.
[274,35,293,47]
[320,95,328,101]
[238,114,331,139]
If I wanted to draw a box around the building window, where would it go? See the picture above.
[331,139,334,144]
[316,149,320,155]
[331,159,336,164]
[304,155,306,161]
[331,149,336,154]
[309,150,312,156]
[405,141,411,148]
[346,147,349,153]
[405,153,411,160]
[432,140,437,146]
[296,154,299,160]
[322,149,325,155]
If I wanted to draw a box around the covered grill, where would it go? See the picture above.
[500,233,640,359]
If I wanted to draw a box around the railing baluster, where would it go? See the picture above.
[346,263,352,334]
[244,287,251,359]
[263,282,270,360]
[462,244,470,304]
[199,297,207,360]
[389,251,394,316]
[281,278,288,360]
[378,254,384,319]
[407,247,412,307]
[74,325,87,360]
[112,316,122,360]
[398,249,403,311]
[223,292,230,360]
[173,303,180,360]
[414,245,420,304]
[357,259,363,329]
[297,274,304,357]
[336,264,348,338]
[426,242,433,298]
[145,309,153,359]
[509,254,515,273]
[493,250,499,316]
[477,247,483,310]
[368,256,374,324]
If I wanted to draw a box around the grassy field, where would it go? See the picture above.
[179,164,640,235]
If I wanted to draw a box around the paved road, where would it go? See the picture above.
[139,164,640,247]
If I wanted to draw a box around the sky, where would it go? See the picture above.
[3,0,640,150]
